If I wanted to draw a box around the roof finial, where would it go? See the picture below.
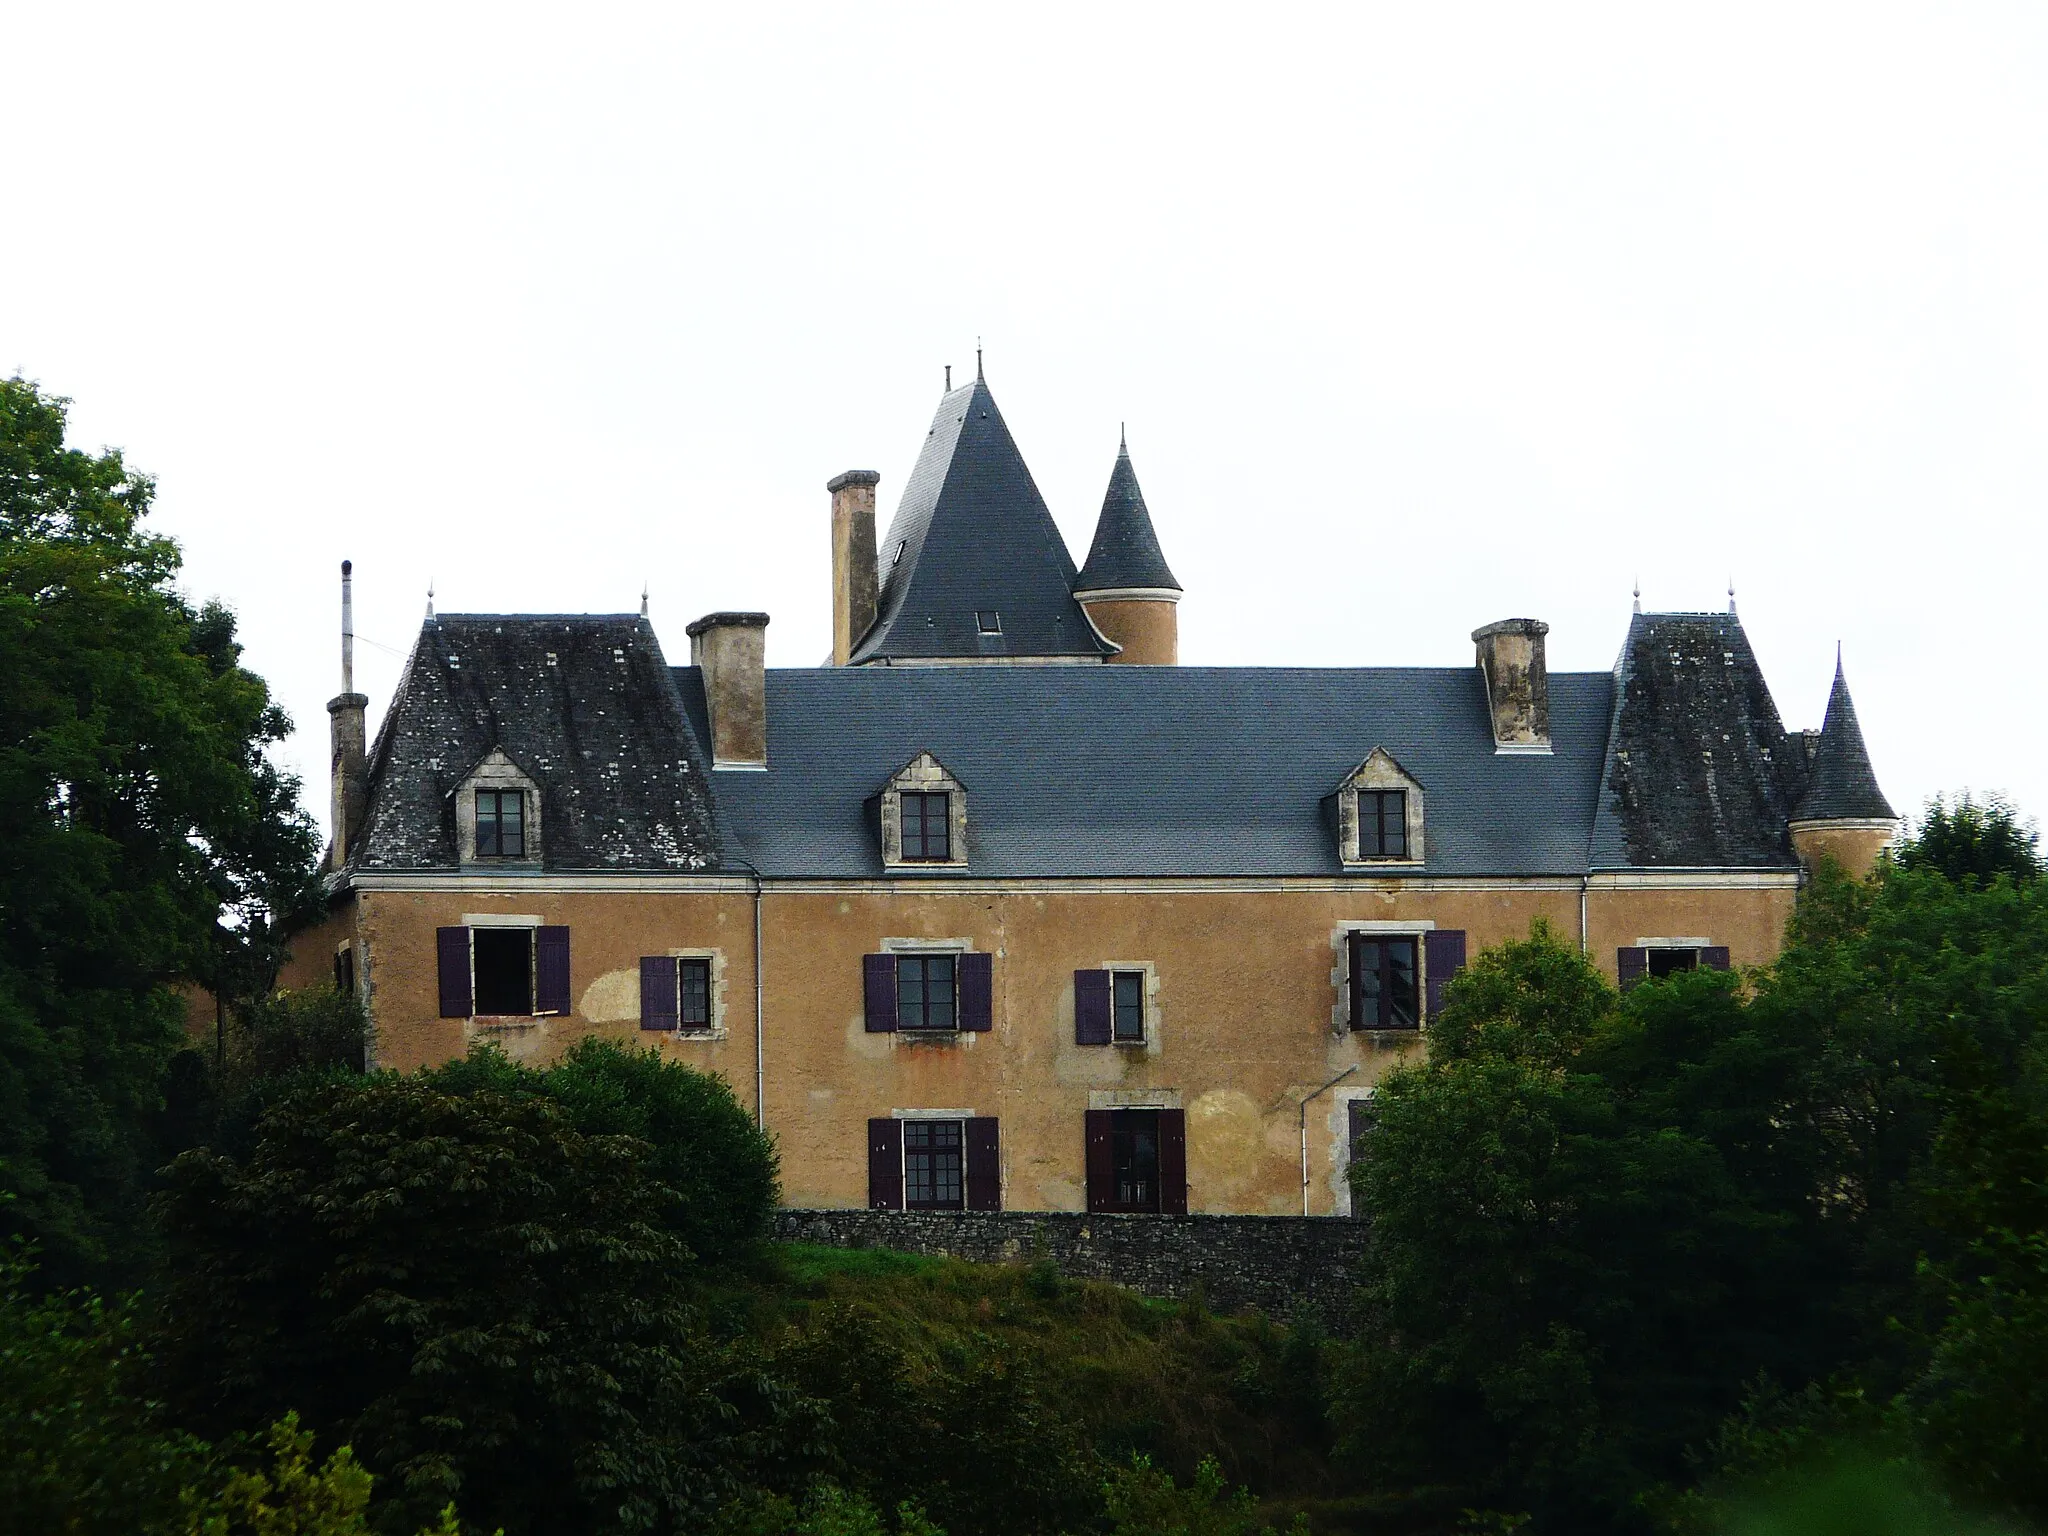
[1632,577,1641,615]
[945,363,951,392]
[976,338,983,381]
[1728,577,1738,616]
[640,583,649,619]
[1120,421,1127,455]
[425,580,435,621]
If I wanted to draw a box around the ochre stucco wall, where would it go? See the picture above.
[1081,599,1177,665]
[281,877,1799,1218]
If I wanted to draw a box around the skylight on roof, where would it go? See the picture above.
[975,611,1002,635]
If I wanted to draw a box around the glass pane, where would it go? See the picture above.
[1358,940,1383,1027]
[927,955,955,1029]
[1382,794,1405,857]
[681,960,710,1026]
[1113,972,1144,1040]
[926,795,949,860]
[476,791,499,856]
[1110,1109,1160,1211]
[902,795,925,858]
[1387,939,1419,1028]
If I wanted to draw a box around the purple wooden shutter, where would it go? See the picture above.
[1701,946,1731,972]
[867,1118,903,1209]
[1158,1109,1189,1215]
[437,927,471,1018]
[1617,947,1648,991]
[535,927,571,1015]
[965,1118,1001,1210]
[960,952,993,1032]
[863,954,898,1032]
[1347,934,1369,1032]
[1425,930,1467,1021]
[1084,1110,1114,1212]
[640,955,679,1031]
[1075,970,1112,1045]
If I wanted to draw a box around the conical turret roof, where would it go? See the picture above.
[850,375,1112,664]
[1074,436,1180,596]
[1795,656,1895,822]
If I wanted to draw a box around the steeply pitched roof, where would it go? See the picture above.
[683,664,1614,879]
[353,614,723,871]
[1590,612,1806,869]
[851,376,1113,663]
[1074,438,1180,595]
[1795,657,1895,822]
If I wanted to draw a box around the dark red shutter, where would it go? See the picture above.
[1158,1108,1189,1215]
[1701,946,1731,972]
[1084,1110,1114,1212]
[867,1118,903,1209]
[1617,947,1648,991]
[863,954,898,1032]
[1075,970,1112,1045]
[640,955,678,1031]
[437,927,471,1018]
[960,951,993,1031]
[966,1118,1001,1210]
[535,926,571,1015]
[1425,930,1467,1021]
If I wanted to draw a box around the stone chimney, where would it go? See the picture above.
[1472,618,1551,753]
[326,560,370,870]
[688,611,770,768]
[828,470,881,666]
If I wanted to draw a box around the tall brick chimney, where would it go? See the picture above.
[326,560,370,870]
[829,470,880,666]
[688,611,770,768]
[1472,618,1551,753]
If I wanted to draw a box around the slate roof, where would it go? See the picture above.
[1589,612,1808,869]
[1073,439,1180,595]
[850,376,1113,664]
[1795,658,1894,822]
[352,614,721,871]
[682,664,1615,879]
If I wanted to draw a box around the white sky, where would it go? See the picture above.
[6,5,2045,840]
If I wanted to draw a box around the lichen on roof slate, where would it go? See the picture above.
[1795,657,1894,822]
[352,614,722,871]
[1591,612,1806,868]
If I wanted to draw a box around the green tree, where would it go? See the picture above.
[1893,793,2040,887]
[156,1075,792,1536]
[0,377,319,1280]
[1101,1454,1307,1536]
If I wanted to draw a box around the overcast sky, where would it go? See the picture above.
[6,5,2044,839]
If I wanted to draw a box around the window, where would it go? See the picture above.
[1347,1098,1377,1219]
[1109,1109,1161,1213]
[1617,945,1728,990]
[975,610,1002,635]
[640,954,716,1032]
[473,928,534,1015]
[1350,935,1420,1031]
[679,957,711,1028]
[1358,790,1407,859]
[1649,947,1699,979]
[333,946,356,996]
[898,953,957,1030]
[476,789,525,858]
[1112,971,1145,1043]
[900,792,951,861]
[903,1119,965,1210]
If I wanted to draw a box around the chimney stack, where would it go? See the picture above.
[688,611,770,768]
[828,470,881,666]
[1472,618,1551,753]
[327,560,370,870]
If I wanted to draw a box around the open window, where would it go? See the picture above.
[436,923,571,1019]
[866,1116,1002,1210]
[1330,748,1425,867]
[454,749,543,867]
[1617,943,1731,990]
[1338,926,1467,1033]
[874,752,968,870]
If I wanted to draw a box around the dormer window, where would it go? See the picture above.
[1334,749,1425,868]
[455,748,542,867]
[476,788,526,857]
[875,753,968,870]
[901,792,952,862]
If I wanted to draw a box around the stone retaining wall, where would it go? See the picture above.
[772,1209,1367,1330]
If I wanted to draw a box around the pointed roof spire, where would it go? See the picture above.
[640,583,649,619]
[1074,431,1181,596]
[1795,651,1895,822]
[850,374,1111,664]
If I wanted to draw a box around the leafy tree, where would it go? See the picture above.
[181,1414,466,1536]
[0,376,319,1279]
[156,1075,794,1536]
[712,1482,942,1536]
[1101,1454,1307,1536]
[1894,793,2040,887]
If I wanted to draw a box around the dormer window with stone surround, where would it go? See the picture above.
[455,749,543,867]
[877,753,968,870]
[1335,749,1425,868]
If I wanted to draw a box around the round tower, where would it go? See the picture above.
[1788,653,1897,879]
[1073,432,1181,665]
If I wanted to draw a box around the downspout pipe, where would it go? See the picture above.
[1299,1065,1360,1216]
[752,868,765,1128]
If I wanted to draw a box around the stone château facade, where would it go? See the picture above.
[283,369,1897,1219]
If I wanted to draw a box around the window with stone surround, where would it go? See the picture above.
[874,752,968,870]
[454,749,543,867]
[1332,748,1424,867]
